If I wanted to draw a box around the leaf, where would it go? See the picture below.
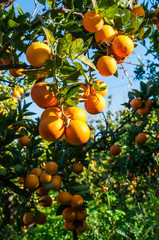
[140,81,147,94]
[0,93,10,101]
[78,54,97,71]
[37,0,46,5]
[66,83,81,99]
[8,19,19,28]
[74,62,89,83]
[56,205,70,216]
[42,27,54,48]
[16,5,24,15]
[47,0,55,8]
[70,185,89,191]
[69,38,83,60]
[81,37,93,54]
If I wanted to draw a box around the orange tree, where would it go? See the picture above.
[0,0,158,239]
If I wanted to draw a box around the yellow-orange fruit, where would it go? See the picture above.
[112,35,134,58]
[84,93,106,114]
[75,221,88,232]
[49,176,61,191]
[130,5,145,18]
[76,209,87,221]
[18,87,24,95]
[40,196,52,207]
[25,174,39,190]
[40,172,52,184]
[90,80,108,97]
[35,212,46,225]
[37,186,50,196]
[146,99,152,108]
[65,120,90,145]
[135,133,148,145]
[83,10,104,33]
[40,107,62,121]
[110,145,121,156]
[97,56,117,77]
[72,162,83,174]
[138,102,151,116]
[39,116,65,142]
[31,82,57,109]
[18,135,30,147]
[65,107,87,123]
[23,212,35,225]
[45,161,58,175]
[26,42,51,67]
[95,25,117,43]
[79,83,90,102]
[57,192,72,205]
[30,168,42,178]
[64,220,75,231]
[12,90,20,98]
[62,207,76,221]
[130,98,143,110]
[9,68,24,77]
[71,195,83,208]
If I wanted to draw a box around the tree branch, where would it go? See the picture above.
[0,0,15,9]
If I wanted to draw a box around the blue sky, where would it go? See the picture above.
[10,0,154,119]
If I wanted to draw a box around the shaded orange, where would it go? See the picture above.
[37,186,50,196]
[72,162,83,174]
[84,93,106,114]
[97,56,117,77]
[83,10,104,32]
[130,5,145,18]
[31,168,43,178]
[135,133,148,145]
[45,161,58,175]
[79,83,90,102]
[110,145,121,156]
[40,172,52,184]
[65,107,87,123]
[75,221,88,232]
[40,196,52,207]
[9,68,24,77]
[35,212,46,225]
[95,25,117,43]
[57,191,72,205]
[76,209,87,221]
[64,220,75,231]
[71,195,83,208]
[25,174,39,190]
[49,176,61,191]
[40,107,62,121]
[90,80,108,97]
[18,135,30,147]
[62,207,76,221]
[23,212,35,225]
[130,98,143,110]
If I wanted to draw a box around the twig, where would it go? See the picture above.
[120,62,133,91]
[30,0,38,20]
[0,0,15,9]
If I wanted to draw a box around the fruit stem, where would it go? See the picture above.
[73,229,78,240]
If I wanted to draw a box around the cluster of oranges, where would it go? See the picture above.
[12,86,24,99]
[130,98,152,116]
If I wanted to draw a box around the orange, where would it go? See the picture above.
[65,120,90,145]
[84,93,106,114]
[18,135,30,147]
[35,71,49,80]
[18,87,24,95]
[76,209,87,221]
[138,101,151,116]
[75,221,88,232]
[90,80,108,97]
[57,192,72,205]
[64,220,75,231]
[130,5,145,18]
[39,116,65,142]
[25,174,39,189]
[83,10,104,32]
[23,212,35,225]
[135,133,148,145]
[72,162,83,174]
[130,98,143,110]
[40,172,52,184]
[45,161,58,175]
[31,168,43,178]
[26,42,51,67]
[110,145,121,156]
[62,207,76,221]
[37,186,50,196]
[1,50,11,65]
[31,82,57,109]
[112,35,134,58]
[40,196,52,207]
[95,25,117,43]
[146,99,152,108]
[12,90,20,98]
[97,56,117,77]
[35,212,46,225]
[65,107,87,123]
[9,68,24,78]
[49,176,61,191]
[79,83,90,101]
[40,107,62,121]
[71,195,83,208]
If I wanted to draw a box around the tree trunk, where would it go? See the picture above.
[73,229,78,240]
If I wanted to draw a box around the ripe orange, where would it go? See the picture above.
[18,87,24,95]
[9,68,24,78]
[75,221,88,232]
[31,168,43,178]
[71,195,83,208]
[135,133,148,145]
[84,93,106,114]
[65,107,87,123]
[45,161,58,175]
[49,176,61,191]
[65,120,90,145]
[110,145,121,156]
[90,80,108,97]
[25,174,39,190]
[112,35,134,58]
[31,82,57,109]
[18,135,30,147]
[23,212,35,225]
[1,51,11,65]
[76,209,87,221]
[40,173,52,184]
[130,5,145,18]
[40,107,62,121]
[79,83,90,101]
[39,116,65,142]
[35,212,46,225]
[40,196,52,207]
[64,220,75,231]
[57,191,72,205]
[83,10,104,32]
[72,162,83,174]
[62,207,76,221]
[26,42,51,67]
[95,25,117,43]
[97,56,117,77]
[37,186,50,196]
[130,98,143,110]
[146,99,152,108]
[12,90,20,98]
[138,101,151,116]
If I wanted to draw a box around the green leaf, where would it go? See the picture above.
[8,19,19,28]
[47,0,55,8]
[37,0,46,5]
[66,83,82,99]
[16,5,24,15]
[42,27,54,48]
[69,38,83,60]
[78,54,97,71]
[74,62,89,83]
[81,37,93,54]
[0,93,10,101]
[70,185,89,191]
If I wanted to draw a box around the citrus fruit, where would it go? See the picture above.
[130,5,145,18]
[40,172,52,184]
[138,101,151,116]
[65,107,87,123]
[97,56,117,77]
[35,212,46,225]
[76,209,87,221]
[25,174,39,190]
[72,162,83,174]
[31,168,43,178]
[62,207,76,221]
[110,145,121,156]
[37,186,50,196]
[18,87,24,95]
[9,68,24,78]
[57,192,72,205]
[49,176,61,191]
[71,195,83,208]
[23,212,35,225]
[112,35,134,58]
[18,135,30,147]
[83,10,104,32]
[45,161,58,175]
[90,80,108,97]
[64,220,75,231]
[84,93,106,114]
[12,90,20,98]
[40,196,52,207]
[130,98,143,110]
[40,107,62,121]
[75,221,88,232]
[95,25,117,43]
[135,133,148,145]
[79,83,90,102]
